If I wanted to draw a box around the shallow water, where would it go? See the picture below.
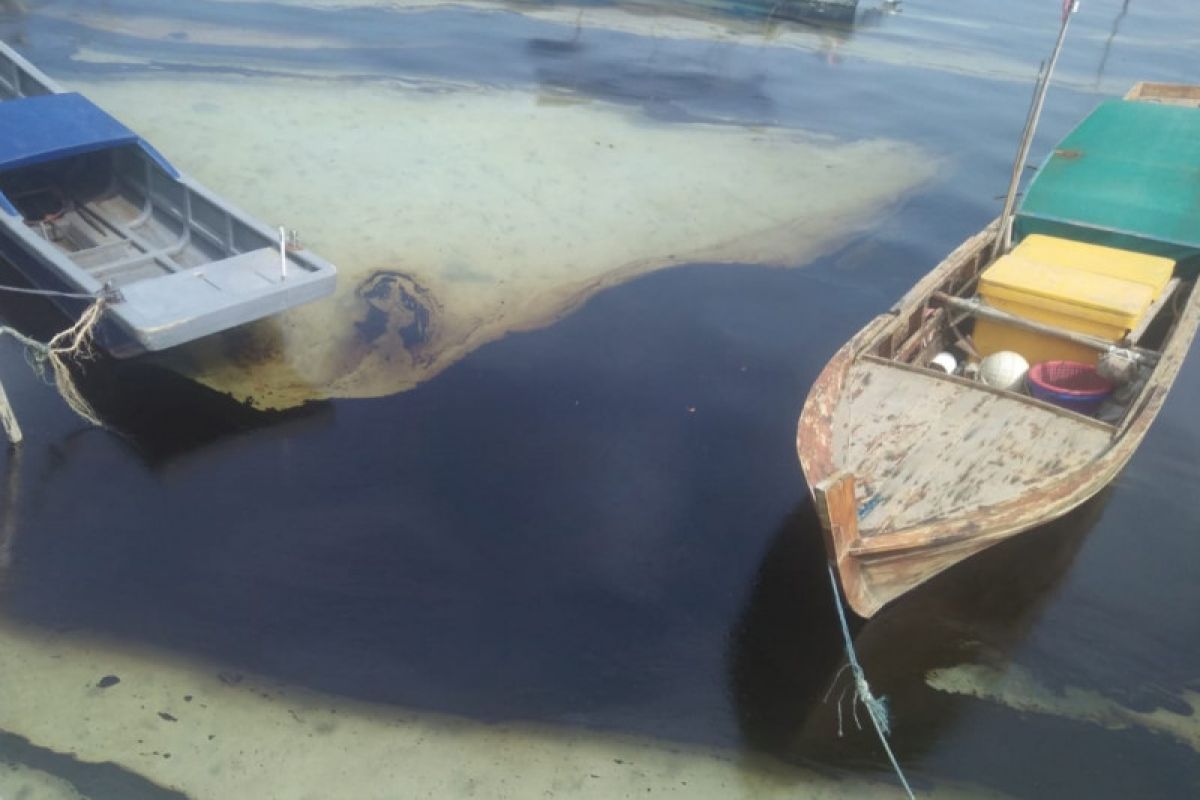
[17,0,942,407]
[1,0,1199,798]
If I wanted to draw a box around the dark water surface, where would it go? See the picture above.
[2,0,1199,798]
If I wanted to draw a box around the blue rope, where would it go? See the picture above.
[827,564,916,799]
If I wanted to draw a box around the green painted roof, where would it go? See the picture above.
[1015,99,1200,260]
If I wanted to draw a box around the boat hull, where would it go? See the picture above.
[0,42,336,358]
[797,223,1200,618]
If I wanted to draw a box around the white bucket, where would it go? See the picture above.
[930,352,958,374]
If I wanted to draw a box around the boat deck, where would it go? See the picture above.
[833,357,1112,534]
[29,187,218,286]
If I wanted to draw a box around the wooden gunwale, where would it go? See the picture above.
[798,223,998,483]
[1124,82,1200,106]
[1129,278,1181,344]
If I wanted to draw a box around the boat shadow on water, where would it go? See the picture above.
[728,487,1106,768]
[0,257,333,466]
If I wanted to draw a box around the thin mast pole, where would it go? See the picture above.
[993,1,1081,259]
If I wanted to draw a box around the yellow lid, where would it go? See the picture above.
[1012,234,1174,294]
[980,254,1154,329]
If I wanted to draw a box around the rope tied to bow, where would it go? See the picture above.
[0,296,109,434]
[824,564,915,799]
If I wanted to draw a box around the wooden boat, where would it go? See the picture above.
[773,0,860,25]
[797,82,1200,617]
[0,42,336,356]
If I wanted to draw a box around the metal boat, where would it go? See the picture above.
[0,42,336,356]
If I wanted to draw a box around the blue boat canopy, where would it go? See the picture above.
[1015,99,1200,263]
[0,92,178,216]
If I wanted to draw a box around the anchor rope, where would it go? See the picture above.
[0,297,108,430]
[826,564,916,799]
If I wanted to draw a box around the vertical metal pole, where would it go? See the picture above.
[278,226,288,280]
[993,1,1081,259]
[0,376,21,445]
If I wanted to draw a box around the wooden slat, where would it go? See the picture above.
[893,307,943,363]
[1125,82,1200,107]
[1129,278,1181,345]
[861,355,1116,430]
[835,359,1112,533]
[813,471,858,553]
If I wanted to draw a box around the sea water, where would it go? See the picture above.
[0,1,1198,797]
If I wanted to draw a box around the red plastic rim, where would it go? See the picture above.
[1027,360,1113,398]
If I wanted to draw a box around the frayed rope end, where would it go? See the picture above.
[2,297,108,432]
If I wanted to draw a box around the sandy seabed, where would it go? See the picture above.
[927,663,1200,754]
[63,71,934,408]
[32,0,966,409]
[0,619,1011,800]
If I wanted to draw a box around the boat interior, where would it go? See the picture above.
[863,234,1195,433]
[0,145,286,289]
[0,43,319,293]
[859,83,1200,438]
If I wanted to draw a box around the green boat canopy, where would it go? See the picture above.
[1015,99,1200,264]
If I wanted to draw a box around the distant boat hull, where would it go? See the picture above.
[774,0,859,25]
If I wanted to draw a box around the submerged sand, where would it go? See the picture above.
[927,663,1200,754]
[0,761,87,800]
[20,0,952,408]
[0,619,1007,800]
[67,74,934,408]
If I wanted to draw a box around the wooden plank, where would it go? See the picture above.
[860,354,1116,431]
[864,223,996,359]
[836,359,1111,533]
[811,470,876,615]
[813,471,858,554]
[1129,278,1181,345]
[1125,82,1200,107]
[1117,279,1200,436]
[893,306,943,363]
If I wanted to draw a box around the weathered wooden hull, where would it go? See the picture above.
[1125,81,1200,107]
[797,223,1200,617]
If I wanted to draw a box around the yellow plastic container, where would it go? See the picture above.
[1015,235,1174,293]
[974,236,1173,366]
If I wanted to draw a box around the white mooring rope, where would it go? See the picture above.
[0,296,109,442]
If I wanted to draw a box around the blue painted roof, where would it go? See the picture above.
[0,92,140,171]
[0,91,179,217]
